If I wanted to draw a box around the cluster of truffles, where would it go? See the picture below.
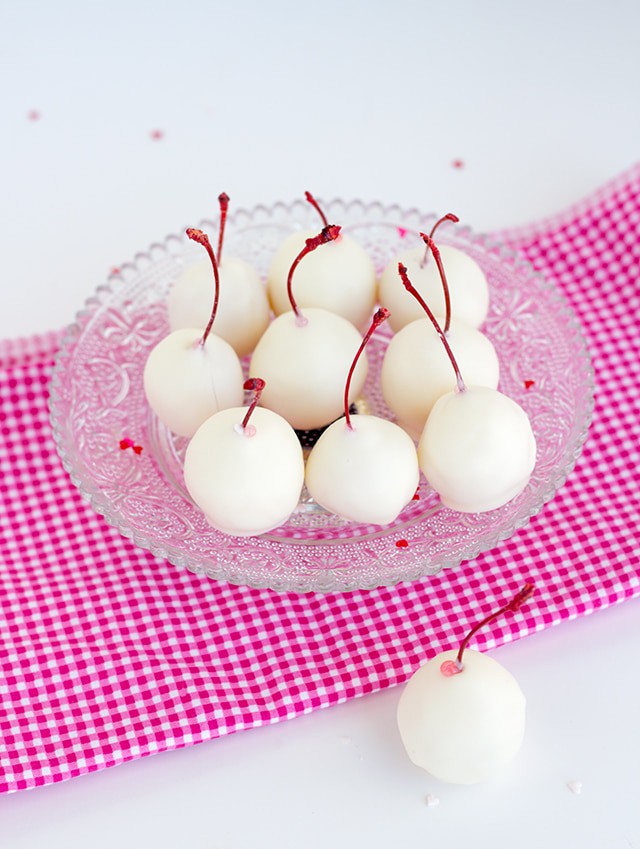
[143,192,537,537]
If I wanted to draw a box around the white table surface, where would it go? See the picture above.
[1,1,639,846]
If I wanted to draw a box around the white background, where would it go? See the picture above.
[1,1,639,846]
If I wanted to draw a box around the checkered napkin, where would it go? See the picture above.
[2,167,639,794]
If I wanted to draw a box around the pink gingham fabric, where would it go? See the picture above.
[1,167,639,794]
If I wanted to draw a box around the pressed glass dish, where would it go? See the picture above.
[49,199,594,592]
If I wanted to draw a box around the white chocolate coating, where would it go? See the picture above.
[267,229,377,330]
[143,328,244,438]
[378,244,489,332]
[168,256,270,357]
[184,406,305,537]
[381,317,500,440]
[304,415,420,525]
[418,386,536,512]
[397,648,526,784]
[248,308,368,430]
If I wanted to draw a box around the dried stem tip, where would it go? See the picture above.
[286,224,342,319]
[217,192,230,265]
[305,190,329,227]
[241,377,266,431]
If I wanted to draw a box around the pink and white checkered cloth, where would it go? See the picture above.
[1,167,639,794]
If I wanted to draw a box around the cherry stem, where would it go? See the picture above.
[344,308,390,430]
[241,378,266,430]
[397,262,466,393]
[455,583,535,668]
[187,228,220,345]
[421,233,452,333]
[305,191,328,227]
[217,192,230,266]
[420,213,459,269]
[286,224,342,320]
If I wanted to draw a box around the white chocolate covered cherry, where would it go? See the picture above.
[168,193,269,357]
[266,192,376,330]
[143,227,244,438]
[184,379,304,536]
[143,327,244,438]
[418,385,536,512]
[397,584,534,784]
[168,256,269,357]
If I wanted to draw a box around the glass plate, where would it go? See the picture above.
[49,199,594,592]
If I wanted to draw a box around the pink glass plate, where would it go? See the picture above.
[49,199,594,592]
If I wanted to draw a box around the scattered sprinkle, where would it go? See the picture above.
[395,539,409,549]
[524,379,535,390]
[27,110,41,121]
[412,488,420,500]
[425,793,440,807]
[397,226,408,238]
[110,267,121,276]
[338,736,351,745]
[120,437,143,454]
[567,780,583,795]
[150,129,165,141]
[451,158,465,169]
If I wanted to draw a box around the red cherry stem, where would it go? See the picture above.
[420,213,459,268]
[397,263,466,393]
[286,225,342,320]
[344,308,390,430]
[217,192,230,266]
[186,228,220,345]
[421,233,452,333]
[455,583,535,669]
[305,191,328,227]
[241,378,266,430]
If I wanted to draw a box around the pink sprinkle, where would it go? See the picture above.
[110,267,121,276]
[150,129,165,141]
[27,110,41,121]
[451,159,465,169]
[397,226,408,238]
[440,660,462,677]
[524,379,535,390]
[396,539,409,549]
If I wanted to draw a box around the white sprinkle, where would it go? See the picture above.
[425,793,440,807]
[567,780,583,795]
[338,736,351,745]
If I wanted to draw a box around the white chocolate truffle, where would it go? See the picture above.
[184,406,304,536]
[249,308,367,431]
[143,328,244,438]
[305,415,420,525]
[397,648,526,784]
[381,317,500,440]
[168,256,270,357]
[379,245,489,332]
[418,386,536,512]
[267,229,377,330]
